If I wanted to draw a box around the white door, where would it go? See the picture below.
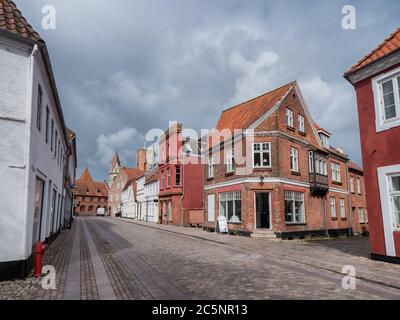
[208,194,215,222]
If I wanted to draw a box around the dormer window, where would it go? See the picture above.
[319,133,330,149]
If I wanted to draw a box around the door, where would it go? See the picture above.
[32,177,45,244]
[255,193,270,229]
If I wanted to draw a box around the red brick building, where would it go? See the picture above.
[158,123,204,226]
[74,168,108,216]
[204,81,366,239]
[108,166,143,217]
[345,28,400,263]
[348,162,369,235]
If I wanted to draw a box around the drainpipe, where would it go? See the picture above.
[346,161,353,236]
[22,44,39,256]
[180,161,185,227]
[322,195,329,237]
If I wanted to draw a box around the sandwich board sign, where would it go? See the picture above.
[217,216,228,234]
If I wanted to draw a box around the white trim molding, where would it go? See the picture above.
[377,164,400,257]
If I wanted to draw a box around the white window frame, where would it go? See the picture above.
[226,148,234,173]
[331,162,341,183]
[285,108,294,127]
[319,133,330,149]
[161,170,165,189]
[252,143,271,168]
[377,164,400,257]
[219,191,242,223]
[284,191,305,224]
[330,197,337,218]
[298,114,305,133]
[357,177,362,194]
[167,168,171,188]
[290,148,299,172]
[340,198,346,219]
[350,176,355,193]
[308,151,314,173]
[358,208,365,223]
[208,156,214,178]
[372,66,400,132]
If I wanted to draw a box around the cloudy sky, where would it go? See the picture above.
[15,0,400,180]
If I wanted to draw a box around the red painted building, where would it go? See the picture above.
[345,27,400,263]
[158,123,204,226]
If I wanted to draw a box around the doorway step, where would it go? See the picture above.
[251,230,277,239]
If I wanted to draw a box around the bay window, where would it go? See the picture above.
[285,191,305,223]
[308,151,314,173]
[219,191,242,223]
[253,143,271,168]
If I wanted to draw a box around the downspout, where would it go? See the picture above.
[22,44,39,257]
[346,161,353,236]
[322,195,329,237]
[180,160,185,227]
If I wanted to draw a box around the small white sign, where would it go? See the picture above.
[217,216,228,234]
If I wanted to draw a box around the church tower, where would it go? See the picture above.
[108,152,121,187]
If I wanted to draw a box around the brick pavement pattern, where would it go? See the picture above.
[1,217,400,300]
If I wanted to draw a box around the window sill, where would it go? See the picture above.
[253,167,272,171]
[227,222,242,225]
[291,171,301,176]
[332,181,343,186]
[285,223,306,226]
[331,217,338,221]
[298,131,306,136]
[287,126,295,132]
[225,171,235,177]
[207,177,214,182]
[341,218,347,221]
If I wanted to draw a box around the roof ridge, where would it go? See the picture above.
[221,81,296,114]
[346,27,400,75]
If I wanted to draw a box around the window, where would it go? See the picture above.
[331,162,341,183]
[358,208,365,223]
[161,171,165,189]
[389,175,400,229]
[253,143,271,168]
[226,148,234,173]
[308,151,314,173]
[373,68,400,131]
[319,133,330,148]
[50,119,54,151]
[45,106,49,143]
[330,197,337,218]
[36,85,43,131]
[365,209,369,223]
[350,176,355,193]
[298,114,305,133]
[285,108,294,127]
[357,178,362,194]
[54,130,58,158]
[340,199,346,218]
[208,156,214,178]
[175,166,181,186]
[167,168,171,187]
[219,191,241,223]
[314,155,328,176]
[290,148,299,172]
[285,191,305,223]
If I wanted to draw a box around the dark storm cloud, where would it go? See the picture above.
[14,0,400,179]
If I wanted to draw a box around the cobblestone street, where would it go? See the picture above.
[1,217,400,300]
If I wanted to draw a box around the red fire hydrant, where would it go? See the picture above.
[34,241,47,278]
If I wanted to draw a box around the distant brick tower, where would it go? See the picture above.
[108,152,121,187]
[136,148,150,172]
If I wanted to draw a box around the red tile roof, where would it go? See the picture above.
[215,81,295,132]
[314,123,332,136]
[346,27,400,75]
[0,0,43,43]
[75,168,108,197]
[145,169,159,185]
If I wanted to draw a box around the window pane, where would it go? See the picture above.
[227,201,234,221]
[391,176,400,192]
[254,153,261,167]
[384,92,395,107]
[231,200,242,222]
[285,200,293,222]
[254,144,260,151]
[393,196,400,227]
[295,201,303,223]
[262,152,270,166]
[382,80,394,95]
